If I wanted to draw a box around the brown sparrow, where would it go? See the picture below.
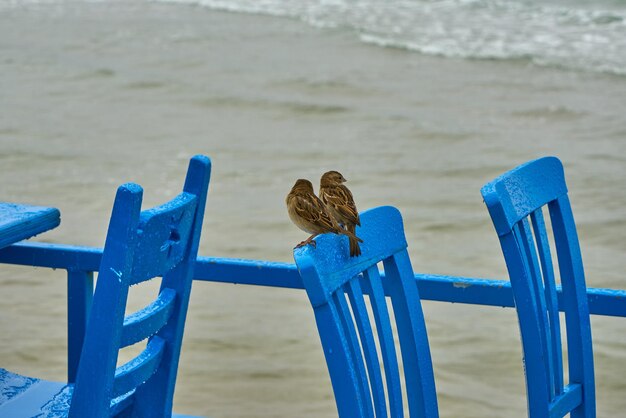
[286,179,362,252]
[319,171,362,257]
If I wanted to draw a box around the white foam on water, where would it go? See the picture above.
[4,0,623,76]
[151,0,626,76]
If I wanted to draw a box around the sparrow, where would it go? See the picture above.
[319,170,362,257]
[286,179,362,253]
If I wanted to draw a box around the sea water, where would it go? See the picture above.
[160,0,626,76]
[0,1,625,417]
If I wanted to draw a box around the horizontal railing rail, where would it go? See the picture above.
[2,240,625,383]
[1,241,624,317]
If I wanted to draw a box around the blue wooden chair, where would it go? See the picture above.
[0,155,211,418]
[294,206,439,418]
[481,156,595,418]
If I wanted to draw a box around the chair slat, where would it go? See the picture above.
[346,277,388,418]
[113,336,165,399]
[516,219,555,399]
[499,231,552,414]
[549,196,595,414]
[109,390,135,416]
[334,288,375,418]
[384,252,438,418]
[312,300,369,417]
[120,288,177,348]
[530,209,564,396]
[364,266,404,418]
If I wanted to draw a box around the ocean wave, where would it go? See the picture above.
[156,0,626,76]
[3,0,624,75]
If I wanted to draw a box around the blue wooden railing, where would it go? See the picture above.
[1,241,625,383]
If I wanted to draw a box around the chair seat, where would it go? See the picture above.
[0,368,203,418]
[0,368,70,417]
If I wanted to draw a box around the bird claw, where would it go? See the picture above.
[294,238,316,249]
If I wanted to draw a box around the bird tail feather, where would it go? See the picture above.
[347,224,362,257]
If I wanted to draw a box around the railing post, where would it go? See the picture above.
[67,269,94,383]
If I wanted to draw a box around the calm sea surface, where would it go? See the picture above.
[1,1,625,417]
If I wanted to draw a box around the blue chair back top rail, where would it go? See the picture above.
[294,206,438,418]
[481,156,594,418]
[0,155,211,418]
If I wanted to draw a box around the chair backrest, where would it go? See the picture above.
[294,206,438,418]
[481,156,594,418]
[69,155,211,418]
